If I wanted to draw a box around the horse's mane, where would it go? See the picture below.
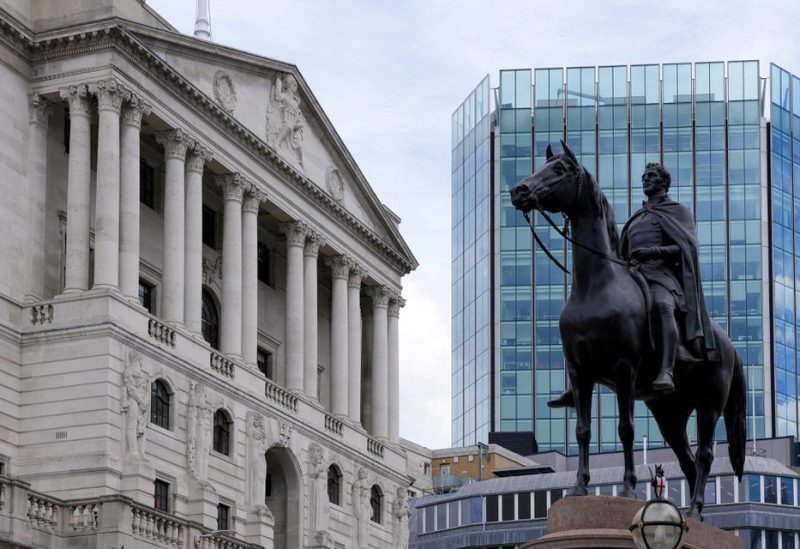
[579,165,621,259]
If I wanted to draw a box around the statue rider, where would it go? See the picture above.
[549,162,717,408]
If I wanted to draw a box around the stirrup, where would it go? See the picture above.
[547,390,575,408]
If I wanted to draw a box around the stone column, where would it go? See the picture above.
[119,96,151,300]
[90,79,126,289]
[303,232,325,399]
[156,130,192,324]
[347,266,365,423]
[26,94,54,301]
[369,285,391,440]
[60,84,92,293]
[219,173,245,357]
[242,185,266,366]
[327,255,350,416]
[184,145,212,333]
[388,295,405,443]
[280,221,308,393]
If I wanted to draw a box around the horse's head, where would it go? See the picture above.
[510,140,582,214]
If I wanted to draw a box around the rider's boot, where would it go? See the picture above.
[547,389,575,408]
[653,311,678,394]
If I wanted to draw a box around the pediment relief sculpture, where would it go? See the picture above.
[326,166,345,204]
[266,74,305,169]
[213,70,237,113]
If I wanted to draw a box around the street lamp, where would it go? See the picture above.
[629,465,687,549]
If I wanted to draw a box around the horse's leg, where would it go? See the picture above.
[566,368,593,497]
[648,399,695,504]
[615,369,637,498]
[688,405,720,520]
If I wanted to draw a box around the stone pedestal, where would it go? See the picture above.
[186,480,218,529]
[522,496,742,549]
[120,459,155,504]
[245,506,275,548]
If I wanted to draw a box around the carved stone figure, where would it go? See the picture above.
[308,443,330,546]
[187,383,213,481]
[326,167,345,203]
[266,74,304,167]
[246,412,273,518]
[352,468,371,549]
[122,352,150,460]
[509,141,746,519]
[392,486,410,548]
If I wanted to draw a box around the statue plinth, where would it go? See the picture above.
[521,496,741,549]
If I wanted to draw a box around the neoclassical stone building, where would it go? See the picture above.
[0,1,422,547]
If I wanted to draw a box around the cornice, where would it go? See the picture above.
[2,16,418,275]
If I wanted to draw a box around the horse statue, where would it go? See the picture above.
[509,141,746,518]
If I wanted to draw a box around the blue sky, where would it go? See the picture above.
[148,0,800,449]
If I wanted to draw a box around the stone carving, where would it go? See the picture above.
[59,84,91,118]
[122,352,150,460]
[89,79,127,113]
[266,74,304,168]
[30,304,54,325]
[326,255,351,280]
[247,412,272,512]
[156,129,194,160]
[186,144,212,173]
[278,420,292,448]
[352,468,371,549]
[187,383,213,481]
[368,285,392,308]
[213,70,237,113]
[121,95,151,129]
[29,94,54,128]
[348,265,366,290]
[218,173,246,201]
[308,443,330,545]
[304,231,326,258]
[243,185,267,213]
[279,220,309,248]
[326,167,345,203]
[392,486,410,548]
[202,256,223,285]
[388,295,406,318]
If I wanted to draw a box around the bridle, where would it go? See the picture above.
[522,161,629,274]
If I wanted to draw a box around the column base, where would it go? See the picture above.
[244,506,275,547]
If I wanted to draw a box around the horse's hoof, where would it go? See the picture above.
[566,486,588,497]
[618,489,637,499]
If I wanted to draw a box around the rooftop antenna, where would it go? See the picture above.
[194,0,211,41]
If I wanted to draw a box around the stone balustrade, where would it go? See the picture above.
[148,317,177,347]
[210,350,235,378]
[0,479,6,511]
[264,378,298,412]
[324,414,344,438]
[367,437,385,459]
[131,504,184,547]
[27,493,59,529]
[68,502,100,531]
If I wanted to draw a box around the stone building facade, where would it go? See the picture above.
[0,1,419,547]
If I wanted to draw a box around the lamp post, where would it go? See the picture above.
[629,465,687,549]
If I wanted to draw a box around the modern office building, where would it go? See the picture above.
[451,61,800,454]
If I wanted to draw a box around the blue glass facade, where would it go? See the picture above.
[451,61,793,453]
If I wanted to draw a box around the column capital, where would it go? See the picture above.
[89,79,128,113]
[279,220,309,248]
[121,95,151,128]
[217,173,246,201]
[368,285,392,309]
[326,255,351,279]
[243,184,267,213]
[186,145,212,174]
[156,129,193,160]
[59,84,91,118]
[304,231,326,258]
[348,264,366,289]
[388,294,406,318]
[360,297,373,320]
[29,94,54,128]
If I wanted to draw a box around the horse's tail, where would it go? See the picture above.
[725,350,747,481]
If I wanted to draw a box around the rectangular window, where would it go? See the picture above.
[258,243,271,284]
[517,492,531,519]
[140,159,155,209]
[501,493,515,521]
[216,503,230,531]
[203,206,217,249]
[139,279,155,314]
[257,348,273,380]
[485,494,499,522]
[154,479,170,512]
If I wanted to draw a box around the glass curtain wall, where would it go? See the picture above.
[451,76,492,447]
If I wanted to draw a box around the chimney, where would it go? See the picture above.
[194,0,211,41]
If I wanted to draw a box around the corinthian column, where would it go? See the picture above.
[327,255,350,416]
[303,232,325,399]
[388,295,405,443]
[347,266,365,423]
[369,285,391,439]
[156,129,192,324]
[26,94,54,301]
[242,185,266,366]
[90,79,126,289]
[219,174,245,357]
[184,145,212,333]
[119,96,151,300]
[60,84,92,293]
[280,221,308,393]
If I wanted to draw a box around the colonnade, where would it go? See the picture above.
[29,77,403,442]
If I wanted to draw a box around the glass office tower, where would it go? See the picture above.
[452,61,800,453]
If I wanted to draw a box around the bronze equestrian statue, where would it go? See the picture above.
[509,142,746,519]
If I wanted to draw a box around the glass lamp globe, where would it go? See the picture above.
[629,499,687,549]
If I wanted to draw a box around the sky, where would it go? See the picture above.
[147,0,800,449]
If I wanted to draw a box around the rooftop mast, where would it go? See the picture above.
[194,0,211,41]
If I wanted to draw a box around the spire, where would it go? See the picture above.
[194,0,211,41]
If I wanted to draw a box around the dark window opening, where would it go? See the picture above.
[370,485,383,523]
[213,409,231,456]
[257,348,273,380]
[203,206,217,249]
[201,288,219,349]
[150,379,170,430]
[63,110,70,153]
[138,279,155,314]
[327,465,342,505]
[140,159,155,209]
[216,503,230,531]
[258,243,271,284]
[154,479,170,512]
[265,473,272,498]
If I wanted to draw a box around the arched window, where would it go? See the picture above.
[201,288,219,349]
[370,485,383,523]
[213,409,232,455]
[150,379,171,430]
[327,465,342,505]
